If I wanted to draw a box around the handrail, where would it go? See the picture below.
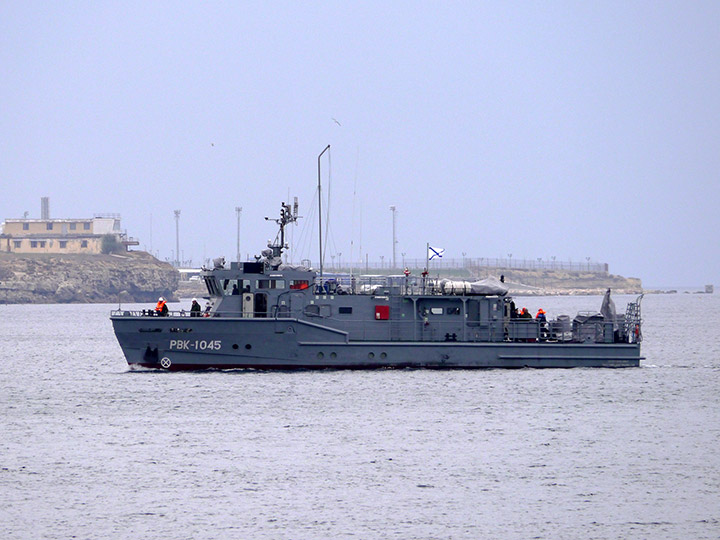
[110,310,636,344]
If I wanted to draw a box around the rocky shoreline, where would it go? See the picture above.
[0,251,179,304]
[0,252,644,304]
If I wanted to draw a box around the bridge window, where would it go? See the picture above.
[446,307,461,315]
[339,307,352,314]
[257,279,285,290]
[221,279,250,295]
[204,277,221,296]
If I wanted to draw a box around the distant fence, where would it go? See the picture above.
[297,257,609,274]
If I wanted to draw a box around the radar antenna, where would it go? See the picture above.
[265,200,300,259]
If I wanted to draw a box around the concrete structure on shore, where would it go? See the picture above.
[0,198,139,255]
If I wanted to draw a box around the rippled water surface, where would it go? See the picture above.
[1,294,719,539]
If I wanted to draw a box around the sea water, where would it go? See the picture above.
[1,294,719,539]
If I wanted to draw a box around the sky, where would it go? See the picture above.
[1,1,718,287]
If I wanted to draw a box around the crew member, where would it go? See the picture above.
[536,308,547,321]
[155,297,168,316]
[190,298,201,317]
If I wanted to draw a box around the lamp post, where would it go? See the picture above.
[586,256,591,271]
[235,206,242,262]
[389,205,397,269]
[507,253,512,269]
[174,210,181,267]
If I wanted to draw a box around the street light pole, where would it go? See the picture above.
[174,210,181,267]
[389,205,397,269]
[235,206,242,263]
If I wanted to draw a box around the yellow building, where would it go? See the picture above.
[0,215,139,254]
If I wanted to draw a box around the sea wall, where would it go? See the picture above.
[0,251,179,304]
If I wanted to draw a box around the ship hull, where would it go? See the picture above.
[112,316,641,370]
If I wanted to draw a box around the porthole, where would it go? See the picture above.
[232,344,239,350]
[330,352,337,359]
[317,352,324,359]
[245,344,252,350]
[368,352,375,359]
[380,352,387,359]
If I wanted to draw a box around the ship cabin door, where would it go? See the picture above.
[242,293,254,318]
[254,293,268,318]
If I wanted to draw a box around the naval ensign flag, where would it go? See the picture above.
[428,246,445,260]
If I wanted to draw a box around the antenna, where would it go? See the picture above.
[317,144,330,278]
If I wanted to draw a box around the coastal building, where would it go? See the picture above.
[1,202,139,254]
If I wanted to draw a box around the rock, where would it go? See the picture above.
[55,281,79,302]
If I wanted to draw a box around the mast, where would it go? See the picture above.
[317,144,330,278]
[265,201,298,259]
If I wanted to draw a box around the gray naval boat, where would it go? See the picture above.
[111,202,643,370]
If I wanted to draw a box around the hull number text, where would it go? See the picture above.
[169,339,222,351]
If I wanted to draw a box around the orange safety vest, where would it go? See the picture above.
[155,300,166,312]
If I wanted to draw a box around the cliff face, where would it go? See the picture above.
[0,251,179,304]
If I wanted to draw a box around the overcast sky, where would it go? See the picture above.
[1,2,718,287]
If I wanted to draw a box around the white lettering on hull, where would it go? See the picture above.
[168,339,222,351]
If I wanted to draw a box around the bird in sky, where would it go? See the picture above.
[332,118,341,126]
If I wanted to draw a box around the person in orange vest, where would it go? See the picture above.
[155,297,168,316]
[536,308,547,321]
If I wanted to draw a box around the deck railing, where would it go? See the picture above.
[110,310,629,344]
